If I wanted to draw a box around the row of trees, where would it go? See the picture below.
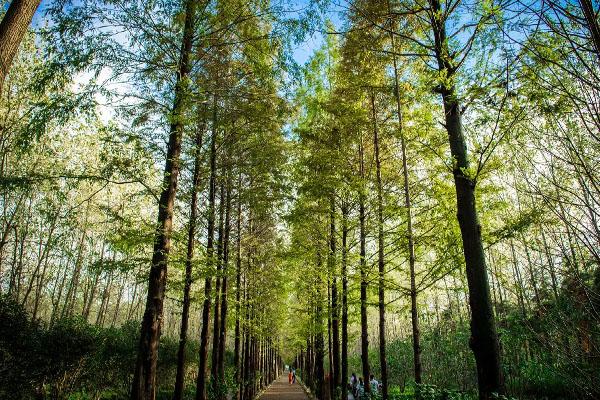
[0,0,298,399]
[1,0,600,399]
[286,0,600,399]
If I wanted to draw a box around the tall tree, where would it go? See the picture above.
[427,0,505,396]
[131,0,197,398]
[196,94,219,400]
[371,91,388,400]
[173,111,205,400]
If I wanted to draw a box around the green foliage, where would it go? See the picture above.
[0,295,197,400]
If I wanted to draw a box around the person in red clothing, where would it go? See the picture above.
[288,369,293,384]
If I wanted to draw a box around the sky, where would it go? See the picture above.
[31,0,347,67]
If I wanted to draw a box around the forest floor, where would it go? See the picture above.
[258,375,310,400]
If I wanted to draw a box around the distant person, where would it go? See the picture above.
[292,369,296,384]
[356,377,365,399]
[369,374,379,394]
[288,369,292,384]
[351,373,358,396]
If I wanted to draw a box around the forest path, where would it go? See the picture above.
[258,374,309,400]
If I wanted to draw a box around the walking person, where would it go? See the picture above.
[292,368,296,384]
[288,368,293,385]
[356,377,365,400]
[369,374,379,395]
[351,373,358,398]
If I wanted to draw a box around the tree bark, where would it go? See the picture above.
[315,284,326,400]
[217,179,232,398]
[130,1,196,397]
[388,20,422,384]
[329,197,341,398]
[358,138,371,394]
[340,204,349,400]
[371,92,388,400]
[211,182,226,387]
[196,94,219,400]
[0,0,41,92]
[233,174,243,400]
[173,118,204,400]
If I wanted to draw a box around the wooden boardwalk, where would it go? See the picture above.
[258,374,309,400]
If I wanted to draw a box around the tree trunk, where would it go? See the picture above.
[340,204,349,400]
[131,1,196,397]
[217,180,232,398]
[196,94,219,400]
[233,174,243,400]
[211,183,226,388]
[329,197,340,398]
[242,283,251,400]
[358,138,371,394]
[173,119,204,400]
[82,243,105,322]
[429,0,505,396]
[388,23,422,384]
[0,0,41,92]
[315,291,326,400]
[327,281,333,399]
[371,92,388,400]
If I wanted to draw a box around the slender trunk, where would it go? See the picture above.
[521,234,541,308]
[0,0,42,92]
[358,137,371,393]
[327,281,333,398]
[82,242,105,321]
[329,197,340,398]
[541,230,559,301]
[217,180,232,396]
[110,276,125,326]
[510,239,527,316]
[389,23,422,384]
[429,0,504,396]
[242,280,251,400]
[173,120,204,400]
[63,209,89,319]
[131,1,196,398]
[371,92,388,400]
[196,94,219,400]
[340,205,349,400]
[96,269,113,327]
[32,250,52,320]
[25,210,59,310]
[211,183,226,387]
[315,271,325,400]
[233,174,243,400]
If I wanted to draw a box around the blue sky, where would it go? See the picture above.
[31,0,345,66]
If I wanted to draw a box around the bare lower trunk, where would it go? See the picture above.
[329,197,340,398]
[358,139,371,393]
[211,183,226,387]
[388,20,422,384]
[196,95,219,400]
[217,180,232,398]
[340,204,349,400]
[371,92,388,400]
[173,121,204,400]
[233,176,243,400]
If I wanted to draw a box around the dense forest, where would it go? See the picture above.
[0,0,599,399]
